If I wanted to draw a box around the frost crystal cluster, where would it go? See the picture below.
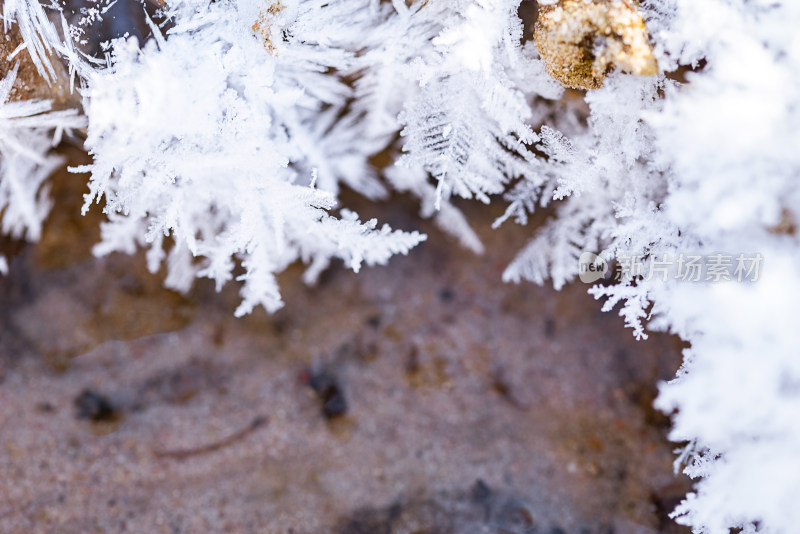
[1,0,799,531]
[0,63,82,242]
[1,1,84,246]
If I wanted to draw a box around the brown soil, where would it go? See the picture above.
[0,147,690,533]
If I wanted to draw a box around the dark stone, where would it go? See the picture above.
[74,389,117,421]
[439,288,455,302]
[472,479,492,503]
[308,369,348,419]
[544,318,556,339]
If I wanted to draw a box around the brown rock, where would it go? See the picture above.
[1,23,73,104]
[534,0,658,90]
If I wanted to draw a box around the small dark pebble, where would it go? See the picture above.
[544,318,556,339]
[307,369,348,419]
[439,288,455,302]
[471,479,493,522]
[472,479,492,503]
[366,315,381,329]
[36,401,56,413]
[74,389,117,421]
[322,392,348,419]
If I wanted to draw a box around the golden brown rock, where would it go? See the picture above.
[534,0,658,90]
[1,24,72,104]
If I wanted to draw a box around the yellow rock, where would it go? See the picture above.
[534,0,658,90]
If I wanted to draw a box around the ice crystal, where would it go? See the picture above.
[0,64,84,242]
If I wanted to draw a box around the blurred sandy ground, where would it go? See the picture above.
[0,147,690,533]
